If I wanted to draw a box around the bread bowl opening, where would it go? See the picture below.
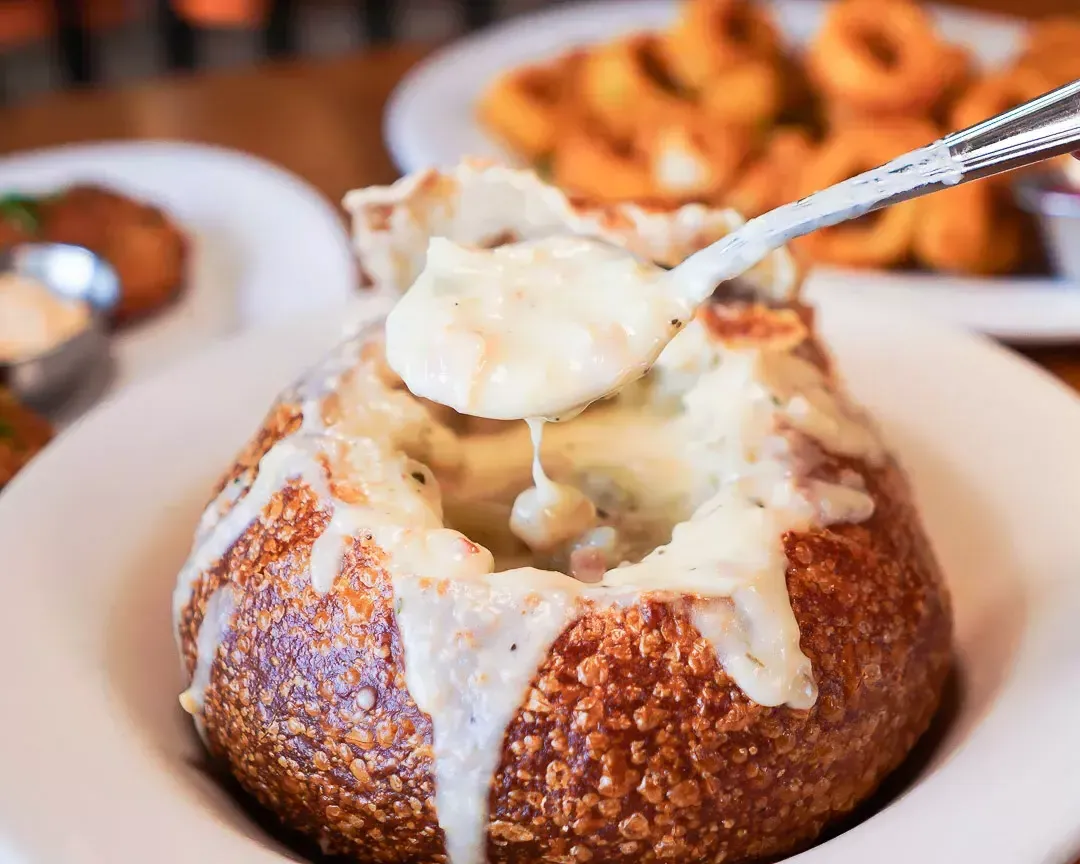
[435,373,693,581]
[321,320,714,589]
[348,296,875,589]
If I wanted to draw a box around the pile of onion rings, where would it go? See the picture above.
[806,0,960,122]
[913,179,1027,276]
[478,0,1070,277]
[666,0,783,89]
[1016,17,1080,88]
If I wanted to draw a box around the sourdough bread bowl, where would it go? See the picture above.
[173,163,952,864]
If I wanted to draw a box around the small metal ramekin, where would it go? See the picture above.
[1013,165,1080,283]
[0,243,120,408]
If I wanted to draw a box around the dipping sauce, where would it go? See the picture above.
[0,273,91,363]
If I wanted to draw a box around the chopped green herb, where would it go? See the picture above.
[0,419,14,440]
[0,194,41,234]
[394,597,404,615]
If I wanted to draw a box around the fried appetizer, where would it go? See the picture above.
[0,388,53,488]
[39,184,188,324]
[667,0,783,90]
[806,0,963,121]
[912,179,1026,276]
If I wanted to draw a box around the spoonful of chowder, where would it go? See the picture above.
[384,234,688,422]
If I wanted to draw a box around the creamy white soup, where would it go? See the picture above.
[384,235,693,421]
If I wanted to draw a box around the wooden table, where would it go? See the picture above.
[0,40,1078,392]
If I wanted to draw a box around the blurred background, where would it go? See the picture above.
[0,0,1066,104]
[2,0,563,102]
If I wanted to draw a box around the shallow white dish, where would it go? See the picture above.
[385,0,1080,344]
[2,292,1080,864]
[0,140,357,420]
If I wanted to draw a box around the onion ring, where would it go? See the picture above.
[949,66,1055,132]
[478,52,582,159]
[552,121,654,203]
[1016,17,1080,87]
[807,0,958,118]
[700,59,784,128]
[578,33,690,139]
[724,128,815,218]
[641,115,754,203]
[667,0,782,90]
[789,121,936,268]
[912,179,1024,276]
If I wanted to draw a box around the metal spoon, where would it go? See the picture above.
[672,77,1080,303]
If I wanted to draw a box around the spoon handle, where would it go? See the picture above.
[945,77,1080,181]
[672,77,1080,305]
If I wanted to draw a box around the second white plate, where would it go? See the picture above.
[0,140,358,419]
[384,0,1080,343]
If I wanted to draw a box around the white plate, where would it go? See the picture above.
[1,293,1080,863]
[0,140,357,419]
[385,0,1080,344]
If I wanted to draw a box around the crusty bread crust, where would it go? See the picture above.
[176,303,951,864]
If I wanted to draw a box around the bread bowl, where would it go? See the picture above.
[173,162,952,864]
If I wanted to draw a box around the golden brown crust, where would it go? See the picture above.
[482,450,949,864]
[700,303,808,352]
[177,305,951,863]
[198,484,445,859]
[208,400,303,503]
